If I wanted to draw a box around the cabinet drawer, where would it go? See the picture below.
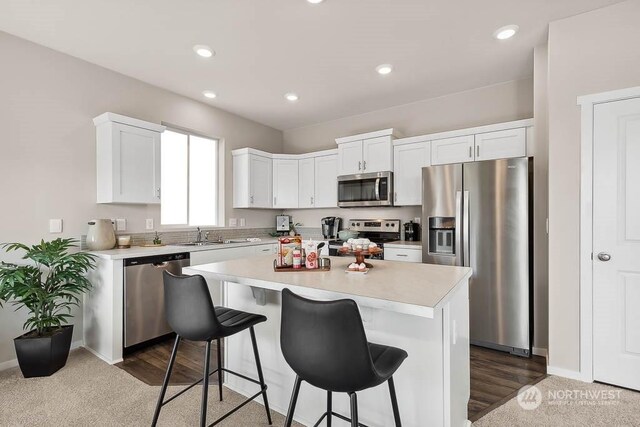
[384,247,422,263]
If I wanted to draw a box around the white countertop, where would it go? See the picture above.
[88,239,279,260]
[385,240,422,249]
[184,255,471,318]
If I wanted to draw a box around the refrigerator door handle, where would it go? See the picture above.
[463,190,470,267]
[455,191,463,266]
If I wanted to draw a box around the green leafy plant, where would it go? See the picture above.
[0,238,96,336]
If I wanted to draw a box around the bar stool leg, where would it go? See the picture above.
[151,335,181,426]
[250,326,272,425]
[200,340,212,427]
[327,391,332,427]
[285,376,302,427]
[349,392,358,427]
[216,338,223,401]
[388,377,402,427]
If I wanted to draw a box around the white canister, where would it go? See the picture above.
[86,219,116,250]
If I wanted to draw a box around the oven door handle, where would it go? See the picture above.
[375,178,381,201]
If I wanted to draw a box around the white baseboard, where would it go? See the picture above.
[532,347,548,359]
[83,345,122,365]
[0,340,84,372]
[547,365,592,382]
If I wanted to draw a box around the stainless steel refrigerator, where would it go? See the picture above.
[421,157,532,356]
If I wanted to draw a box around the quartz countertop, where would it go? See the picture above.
[385,240,422,249]
[88,239,279,260]
[184,255,471,318]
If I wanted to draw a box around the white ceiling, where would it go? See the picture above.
[0,0,623,130]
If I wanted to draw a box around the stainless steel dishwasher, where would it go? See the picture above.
[124,252,190,350]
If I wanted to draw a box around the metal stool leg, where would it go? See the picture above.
[349,392,358,427]
[285,376,302,427]
[250,326,272,425]
[327,391,332,427]
[388,377,402,427]
[200,340,212,427]
[151,335,181,426]
[216,338,223,401]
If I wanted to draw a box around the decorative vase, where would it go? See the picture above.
[14,325,74,378]
[86,219,116,250]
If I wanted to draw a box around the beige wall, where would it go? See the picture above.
[547,0,640,372]
[0,32,283,365]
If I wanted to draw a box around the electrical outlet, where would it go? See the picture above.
[116,219,126,231]
[229,218,237,227]
[145,219,154,230]
[414,217,421,224]
[49,219,63,233]
[239,218,246,227]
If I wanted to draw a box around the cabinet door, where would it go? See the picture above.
[272,159,299,208]
[298,157,315,208]
[249,155,272,208]
[112,123,161,204]
[474,128,526,161]
[431,135,475,165]
[314,154,338,208]
[384,247,422,263]
[393,141,430,206]
[363,136,393,172]
[338,140,363,175]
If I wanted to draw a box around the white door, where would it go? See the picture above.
[593,96,640,391]
[362,136,392,172]
[431,135,475,165]
[338,140,362,175]
[298,157,315,208]
[249,154,272,208]
[272,158,299,208]
[475,128,526,161]
[315,154,338,208]
[393,141,430,205]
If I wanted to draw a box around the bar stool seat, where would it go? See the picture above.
[215,307,266,337]
[367,343,408,387]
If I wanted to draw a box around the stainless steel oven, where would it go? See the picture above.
[337,171,393,207]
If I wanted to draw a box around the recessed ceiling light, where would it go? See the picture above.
[493,25,519,40]
[203,90,217,99]
[376,64,393,75]
[307,0,324,4]
[285,93,299,102]
[193,44,214,58]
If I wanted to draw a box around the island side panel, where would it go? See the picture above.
[222,280,447,427]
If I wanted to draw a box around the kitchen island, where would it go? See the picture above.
[183,256,472,427]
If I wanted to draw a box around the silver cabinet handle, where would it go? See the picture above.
[260,248,270,252]
[358,161,362,170]
[397,254,408,257]
[476,145,480,158]
[597,252,611,261]
[274,196,277,205]
[310,196,314,205]
[156,188,161,198]
[363,160,367,170]
[469,146,473,158]
[250,195,254,204]
[394,192,398,202]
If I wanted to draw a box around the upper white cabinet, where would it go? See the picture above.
[474,128,526,161]
[431,135,475,166]
[298,157,315,208]
[272,157,299,208]
[314,153,338,208]
[94,112,165,204]
[336,129,398,175]
[233,149,272,208]
[393,140,431,206]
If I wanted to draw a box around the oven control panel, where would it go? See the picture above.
[348,219,401,233]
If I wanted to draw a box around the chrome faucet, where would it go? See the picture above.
[196,227,203,243]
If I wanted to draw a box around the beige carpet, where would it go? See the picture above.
[474,375,640,427]
[0,348,302,426]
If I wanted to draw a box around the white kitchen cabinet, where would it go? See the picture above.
[233,149,273,208]
[298,157,315,208]
[337,140,363,175]
[93,112,165,204]
[474,128,526,161]
[431,135,475,165]
[336,129,398,175]
[314,154,338,208]
[253,243,278,255]
[272,158,299,208]
[384,246,422,263]
[363,136,393,172]
[393,141,431,206]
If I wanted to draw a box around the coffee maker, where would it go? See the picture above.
[404,220,421,241]
[321,217,341,239]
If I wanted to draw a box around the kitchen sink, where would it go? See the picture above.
[172,241,225,247]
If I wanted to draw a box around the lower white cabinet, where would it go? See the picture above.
[314,154,338,208]
[474,128,526,161]
[272,158,299,208]
[393,141,431,206]
[384,246,422,263]
[298,157,315,208]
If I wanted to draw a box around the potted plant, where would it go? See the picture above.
[0,238,96,377]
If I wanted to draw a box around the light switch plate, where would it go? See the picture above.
[145,219,154,230]
[116,219,126,231]
[229,218,237,227]
[239,218,246,227]
[49,219,63,233]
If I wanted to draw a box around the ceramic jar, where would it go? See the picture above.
[86,219,116,250]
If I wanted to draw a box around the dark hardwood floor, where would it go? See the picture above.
[116,337,222,386]
[469,345,547,422]
[117,339,545,421]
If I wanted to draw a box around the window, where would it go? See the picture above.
[161,129,219,226]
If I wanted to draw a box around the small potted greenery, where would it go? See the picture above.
[0,238,96,377]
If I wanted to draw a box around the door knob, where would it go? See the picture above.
[597,252,611,262]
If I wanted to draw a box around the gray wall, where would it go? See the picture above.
[547,0,640,372]
[0,32,283,366]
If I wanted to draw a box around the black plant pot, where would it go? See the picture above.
[13,325,73,378]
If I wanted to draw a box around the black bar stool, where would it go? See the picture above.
[152,272,272,427]
[280,288,408,427]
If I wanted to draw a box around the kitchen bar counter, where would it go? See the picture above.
[185,256,471,427]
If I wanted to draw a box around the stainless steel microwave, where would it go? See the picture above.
[337,171,394,207]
